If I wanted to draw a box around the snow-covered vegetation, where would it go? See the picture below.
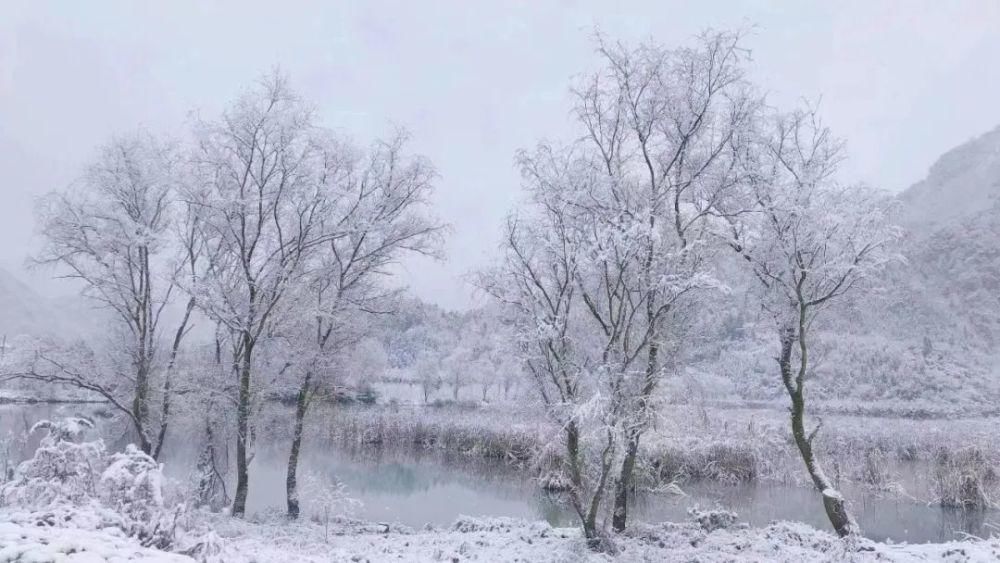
[2,19,1000,563]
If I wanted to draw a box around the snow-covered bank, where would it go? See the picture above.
[2,511,999,563]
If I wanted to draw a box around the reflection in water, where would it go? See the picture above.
[2,403,997,543]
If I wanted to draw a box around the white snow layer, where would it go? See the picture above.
[2,513,999,562]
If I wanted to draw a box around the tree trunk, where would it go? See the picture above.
[133,245,153,455]
[151,371,171,461]
[132,363,152,455]
[611,431,640,532]
[153,296,196,461]
[286,371,312,519]
[566,420,583,493]
[195,419,217,508]
[564,420,596,542]
[232,333,253,518]
[779,324,856,537]
[582,429,616,551]
[582,515,599,545]
[612,338,659,533]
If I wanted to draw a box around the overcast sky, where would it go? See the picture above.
[2,1,999,309]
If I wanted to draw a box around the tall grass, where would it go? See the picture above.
[932,448,998,509]
[315,403,1000,504]
[324,406,537,463]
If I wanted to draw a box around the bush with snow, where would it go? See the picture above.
[0,417,103,509]
[0,417,182,549]
[687,507,739,532]
[101,444,183,548]
[295,470,361,542]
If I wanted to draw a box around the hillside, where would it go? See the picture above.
[898,127,1000,349]
[834,126,1000,411]
[899,125,1000,232]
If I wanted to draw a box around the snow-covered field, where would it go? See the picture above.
[3,511,1000,563]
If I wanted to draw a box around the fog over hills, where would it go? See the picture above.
[0,266,89,340]
[895,127,1000,364]
[863,126,1000,410]
[3,127,1000,414]
[899,125,1000,231]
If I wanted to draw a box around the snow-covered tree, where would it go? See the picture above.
[185,73,442,519]
[727,107,900,536]
[573,30,759,531]
[483,30,759,544]
[185,73,339,517]
[284,134,442,518]
[29,134,194,456]
[481,172,610,543]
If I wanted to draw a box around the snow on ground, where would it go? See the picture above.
[0,521,190,562]
[3,511,999,563]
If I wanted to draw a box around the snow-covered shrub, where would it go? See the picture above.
[100,444,182,548]
[0,417,103,509]
[298,470,360,541]
[687,507,738,532]
[177,530,225,561]
[1,417,183,549]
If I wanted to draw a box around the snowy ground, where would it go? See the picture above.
[0,521,190,562]
[2,511,999,563]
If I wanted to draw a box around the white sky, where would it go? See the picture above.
[2,0,999,309]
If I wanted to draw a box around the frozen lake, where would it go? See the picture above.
[1,402,995,543]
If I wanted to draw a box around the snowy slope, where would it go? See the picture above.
[897,126,1000,350]
[899,125,1000,232]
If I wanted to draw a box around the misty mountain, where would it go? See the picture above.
[898,126,1000,347]
[855,125,1000,410]
[0,267,90,340]
[899,125,1000,232]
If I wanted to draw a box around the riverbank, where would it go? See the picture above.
[2,407,999,561]
[0,388,106,405]
[3,509,999,562]
[4,401,998,544]
[322,404,1000,508]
